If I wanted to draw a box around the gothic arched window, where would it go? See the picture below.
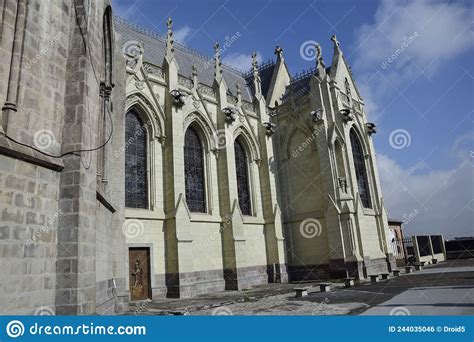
[234,139,251,216]
[184,127,206,213]
[350,129,371,208]
[125,109,148,209]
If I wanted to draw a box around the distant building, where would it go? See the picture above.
[388,218,406,266]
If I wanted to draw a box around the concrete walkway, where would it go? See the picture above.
[361,285,474,315]
[361,261,474,315]
[123,259,474,316]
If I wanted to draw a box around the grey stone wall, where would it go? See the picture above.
[0,0,125,315]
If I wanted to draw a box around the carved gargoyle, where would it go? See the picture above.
[170,89,186,106]
[366,122,377,136]
[263,122,276,136]
[222,107,236,123]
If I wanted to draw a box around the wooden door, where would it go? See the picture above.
[129,248,151,301]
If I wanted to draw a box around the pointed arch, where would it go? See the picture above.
[184,125,207,213]
[125,92,164,140]
[234,137,252,216]
[285,125,316,160]
[125,109,148,209]
[183,111,218,152]
[350,128,371,208]
[233,124,261,162]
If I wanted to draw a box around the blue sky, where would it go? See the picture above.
[114,0,473,238]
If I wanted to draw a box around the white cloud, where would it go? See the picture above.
[354,0,472,73]
[352,0,473,119]
[377,151,473,238]
[174,26,192,44]
[222,52,262,72]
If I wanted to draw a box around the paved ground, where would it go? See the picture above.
[124,259,474,316]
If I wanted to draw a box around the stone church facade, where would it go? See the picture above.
[0,0,394,314]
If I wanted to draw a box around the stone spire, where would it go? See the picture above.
[192,64,198,88]
[214,42,222,81]
[251,52,262,96]
[274,46,284,61]
[315,42,326,78]
[331,34,341,53]
[236,83,242,104]
[165,17,175,61]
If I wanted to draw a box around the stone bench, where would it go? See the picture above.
[405,266,414,273]
[414,263,423,271]
[319,283,331,292]
[294,286,311,298]
[344,277,355,288]
[370,275,379,283]
[432,258,438,264]
[380,273,390,280]
[393,270,401,277]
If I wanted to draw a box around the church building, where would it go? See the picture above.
[0,0,394,314]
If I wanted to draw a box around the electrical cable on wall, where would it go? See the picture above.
[0,1,114,161]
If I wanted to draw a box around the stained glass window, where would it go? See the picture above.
[235,139,251,216]
[125,109,148,209]
[350,129,371,208]
[184,127,206,213]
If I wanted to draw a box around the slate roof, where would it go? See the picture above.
[114,17,253,102]
[243,59,276,99]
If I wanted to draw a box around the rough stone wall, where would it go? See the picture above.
[0,0,125,315]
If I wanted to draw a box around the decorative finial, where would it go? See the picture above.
[274,46,283,59]
[315,42,326,77]
[331,34,340,49]
[192,64,198,87]
[316,43,322,61]
[252,52,258,72]
[236,83,242,104]
[214,42,222,78]
[165,17,174,60]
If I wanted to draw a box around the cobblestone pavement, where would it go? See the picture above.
[124,259,474,316]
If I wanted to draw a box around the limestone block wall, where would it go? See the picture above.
[0,155,60,314]
[0,0,126,314]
